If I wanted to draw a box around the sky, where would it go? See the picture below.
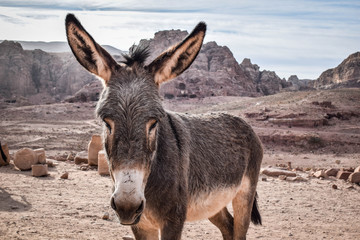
[0,0,359,80]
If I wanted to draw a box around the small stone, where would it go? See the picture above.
[348,172,360,183]
[346,185,355,190]
[332,184,338,189]
[325,168,339,177]
[261,177,267,182]
[60,172,69,179]
[335,160,341,164]
[34,148,46,164]
[122,236,135,240]
[102,212,109,220]
[313,170,328,179]
[66,152,75,161]
[287,176,308,182]
[74,151,88,165]
[46,160,55,167]
[354,166,360,173]
[31,164,48,177]
[14,148,38,170]
[80,165,89,171]
[336,171,352,180]
[279,175,287,180]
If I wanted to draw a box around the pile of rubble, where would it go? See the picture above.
[0,135,110,177]
[261,162,360,185]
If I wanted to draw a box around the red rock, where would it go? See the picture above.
[313,170,328,179]
[31,164,48,177]
[88,135,103,166]
[98,150,109,175]
[14,148,38,170]
[60,172,69,179]
[336,171,352,180]
[261,168,297,177]
[34,148,46,164]
[349,172,360,183]
[325,168,339,177]
[74,151,88,165]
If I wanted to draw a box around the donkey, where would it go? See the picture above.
[65,14,263,240]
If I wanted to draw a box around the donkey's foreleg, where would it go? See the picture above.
[209,207,234,240]
[131,225,159,240]
[232,176,257,240]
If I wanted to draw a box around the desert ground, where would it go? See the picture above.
[1,88,360,239]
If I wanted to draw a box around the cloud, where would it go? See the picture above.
[0,0,359,79]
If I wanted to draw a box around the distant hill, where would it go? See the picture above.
[314,52,360,89]
[0,40,125,56]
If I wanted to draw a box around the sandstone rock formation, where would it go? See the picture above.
[14,148,38,170]
[98,150,109,175]
[74,151,88,165]
[31,164,48,177]
[88,135,103,166]
[314,52,360,89]
[0,40,97,104]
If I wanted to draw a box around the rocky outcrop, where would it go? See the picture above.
[139,30,260,99]
[0,40,97,104]
[240,58,291,95]
[287,75,315,91]
[314,52,360,89]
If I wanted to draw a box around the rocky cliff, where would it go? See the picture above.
[0,40,97,104]
[315,52,360,89]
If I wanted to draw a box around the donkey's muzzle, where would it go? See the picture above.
[111,196,145,225]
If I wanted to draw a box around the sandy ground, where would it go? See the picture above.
[1,89,360,239]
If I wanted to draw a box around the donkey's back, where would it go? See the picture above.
[172,112,263,225]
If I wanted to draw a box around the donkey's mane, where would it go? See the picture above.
[121,42,150,66]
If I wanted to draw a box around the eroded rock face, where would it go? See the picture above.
[0,40,97,104]
[315,52,360,89]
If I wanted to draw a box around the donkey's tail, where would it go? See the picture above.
[251,192,262,225]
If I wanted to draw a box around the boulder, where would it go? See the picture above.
[88,135,103,166]
[14,148,38,170]
[74,151,88,165]
[261,167,297,177]
[0,142,10,166]
[349,172,360,183]
[325,168,339,177]
[98,150,109,175]
[34,148,46,164]
[313,170,328,179]
[336,171,352,180]
[31,164,48,177]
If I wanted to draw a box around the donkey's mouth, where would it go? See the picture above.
[120,213,142,226]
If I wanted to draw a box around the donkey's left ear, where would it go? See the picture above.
[147,22,206,86]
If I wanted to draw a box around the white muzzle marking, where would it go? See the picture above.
[112,169,145,202]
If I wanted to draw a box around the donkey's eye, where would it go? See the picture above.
[104,119,112,134]
[148,120,158,133]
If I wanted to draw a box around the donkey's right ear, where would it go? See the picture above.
[65,14,118,84]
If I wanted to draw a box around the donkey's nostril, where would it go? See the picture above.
[135,201,144,214]
[111,197,116,211]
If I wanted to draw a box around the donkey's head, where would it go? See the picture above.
[65,14,206,225]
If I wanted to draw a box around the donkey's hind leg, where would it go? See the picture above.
[209,207,234,240]
[232,175,257,240]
